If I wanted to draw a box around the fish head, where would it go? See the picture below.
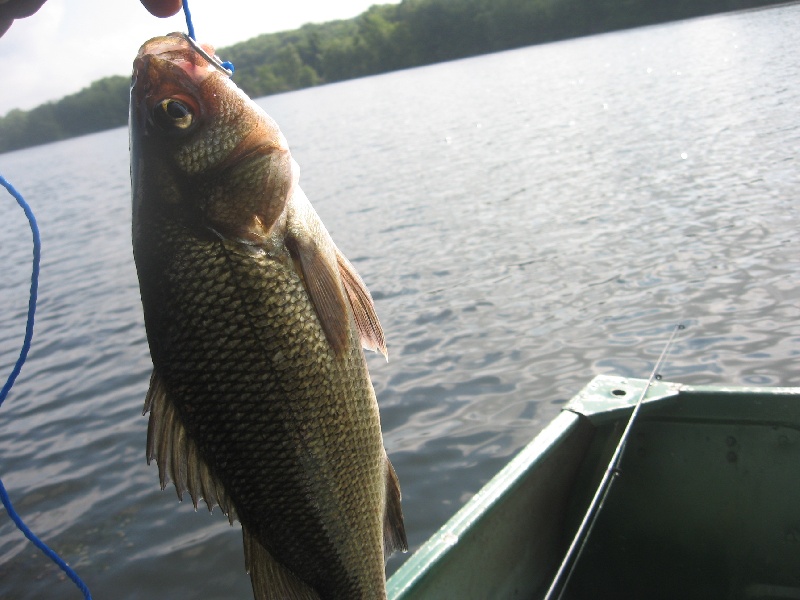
[130,33,297,244]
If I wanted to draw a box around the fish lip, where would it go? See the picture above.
[132,34,207,87]
[135,33,231,78]
[135,32,189,62]
[136,32,197,59]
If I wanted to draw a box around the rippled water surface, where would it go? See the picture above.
[1,4,800,598]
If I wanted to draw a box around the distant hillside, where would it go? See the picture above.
[0,0,789,154]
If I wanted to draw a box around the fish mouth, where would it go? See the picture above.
[134,33,223,80]
[136,33,232,78]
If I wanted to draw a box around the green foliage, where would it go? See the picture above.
[0,0,787,153]
[0,76,129,153]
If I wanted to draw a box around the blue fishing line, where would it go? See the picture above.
[0,174,92,600]
[182,0,235,74]
[181,0,196,40]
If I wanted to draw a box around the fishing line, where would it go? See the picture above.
[1,4,237,596]
[181,0,196,40]
[0,174,92,599]
[543,323,686,600]
[181,0,235,74]
[0,5,233,599]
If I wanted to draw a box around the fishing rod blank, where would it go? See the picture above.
[543,323,685,600]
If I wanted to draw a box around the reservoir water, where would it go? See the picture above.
[1,3,799,598]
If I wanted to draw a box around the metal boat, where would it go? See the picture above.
[387,375,800,600]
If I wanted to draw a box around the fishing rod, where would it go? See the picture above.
[543,323,686,600]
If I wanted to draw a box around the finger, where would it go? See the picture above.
[139,0,182,18]
[0,0,47,38]
[0,0,48,20]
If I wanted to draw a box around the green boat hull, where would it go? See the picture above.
[387,375,800,600]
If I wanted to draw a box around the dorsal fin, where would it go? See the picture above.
[383,456,408,558]
[243,525,320,600]
[336,248,388,359]
[143,370,238,523]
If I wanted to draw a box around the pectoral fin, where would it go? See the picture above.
[243,526,320,600]
[336,249,388,359]
[285,234,351,357]
[284,187,387,359]
[143,370,237,523]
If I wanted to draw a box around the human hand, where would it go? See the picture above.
[0,0,183,37]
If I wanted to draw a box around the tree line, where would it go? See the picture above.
[0,0,786,154]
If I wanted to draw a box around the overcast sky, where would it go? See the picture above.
[0,0,400,115]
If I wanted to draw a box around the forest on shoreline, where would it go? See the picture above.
[0,0,790,154]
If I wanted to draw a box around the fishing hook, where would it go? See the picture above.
[179,32,234,78]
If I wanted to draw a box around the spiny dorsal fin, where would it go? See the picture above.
[143,370,237,524]
[243,525,320,600]
[285,233,351,357]
[383,456,408,559]
[336,248,388,359]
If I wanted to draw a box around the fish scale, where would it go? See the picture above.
[140,217,387,597]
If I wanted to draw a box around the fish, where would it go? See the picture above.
[129,33,407,600]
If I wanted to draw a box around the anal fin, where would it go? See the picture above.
[383,457,408,558]
[243,525,320,600]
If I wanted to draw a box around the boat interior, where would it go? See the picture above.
[387,375,800,600]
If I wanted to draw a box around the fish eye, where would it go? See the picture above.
[153,99,194,132]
